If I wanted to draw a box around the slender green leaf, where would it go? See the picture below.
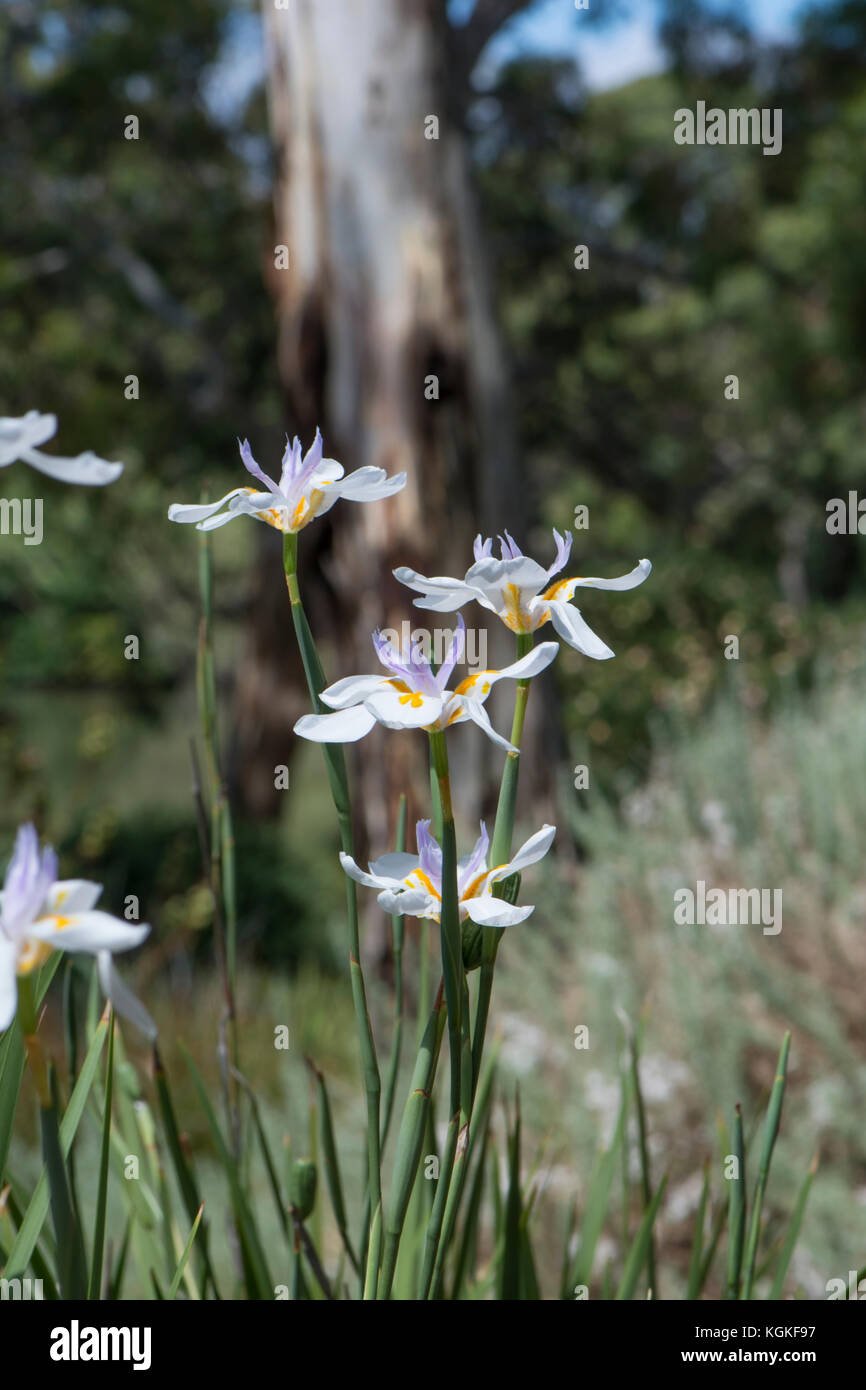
[169,1203,205,1300]
[41,1067,89,1299]
[6,1013,108,1280]
[686,1160,711,1300]
[570,1092,627,1291]
[88,1010,115,1299]
[616,1175,668,1300]
[741,1032,790,1299]
[181,1042,273,1299]
[769,1153,818,1299]
[725,1104,747,1299]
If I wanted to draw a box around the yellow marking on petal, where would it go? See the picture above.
[16,940,53,976]
[399,691,424,708]
[540,577,579,603]
[499,582,533,634]
[453,672,494,699]
[460,871,490,900]
[292,486,330,533]
[408,869,441,900]
[253,504,290,533]
[454,672,479,696]
[287,497,309,532]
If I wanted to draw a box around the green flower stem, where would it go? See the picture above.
[381,794,408,1152]
[419,729,471,1296]
[422,632,537,1289]
[423,1008,474,1299]
[427,729,463,1123]
[283,533,382,1235]
[17,973,50,1108]
[471,631,534,1093]
[416,918,432,1050]
[378,978,446,1300]
[419,1110,459,1298]
[429,1035,498,1299]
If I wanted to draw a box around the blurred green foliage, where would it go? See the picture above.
[475,1,866,782]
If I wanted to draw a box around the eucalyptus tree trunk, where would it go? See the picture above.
[236,0,534,861]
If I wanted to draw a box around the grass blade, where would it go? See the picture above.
[569,1090,626,1292]
[181,1042,273,1299]
[769,1152,818,1299]
[153,1045,219,1297]
[741,1032,790,1299]
[725,1103,746,1299]
[499,1095,523,1301]
[306,1056,359,1275]
[169,1203,205,1300]
[6,1012,108,1281]
[615,1175,667,1300]
[686,1159,711,1299]
[88,1010,115,1299]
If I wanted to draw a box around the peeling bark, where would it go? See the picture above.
[236,0,526,865]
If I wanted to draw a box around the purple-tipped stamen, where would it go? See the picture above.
[499,530,523,561]
[415,820,443,887]
[434,614,466,692]
[545,527,573,581]
[1,823,57,938]
[238,438,282,497]
[458,822,490,892]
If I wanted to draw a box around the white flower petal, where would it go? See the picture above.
[333,467,407,501]
[46,880,102,915]
[28,912,149,955]
[363,687,442,730]
[492,641,559,683]
[463,897,534,927]
[492,824,556,880]
[294,706,378,743]
[167,489,252,525]
[20,448,123,486]
[571,558,652,591]
[313,459,345,484]
[0,411,57,465]
[0,933,18,1031]
[466,555,549,594]
[453,697,516,753]
[320,675,387,710]
[378,888,437,918]
[548,602,614,659]
[367,852,422,884]
[393,567,481,614]
[339,851,411,891]
[97,952,157,1040]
